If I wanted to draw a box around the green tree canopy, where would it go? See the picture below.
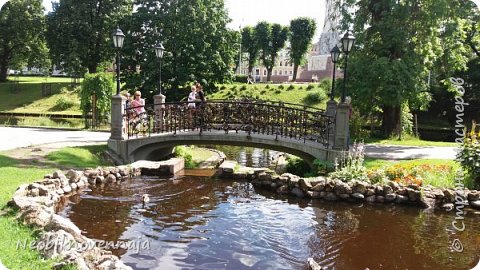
[120,0,237,101]
[46,0,133,75]
[241,26,259,75]
[341,0,478,136]
[0,0,48,82]
[255,22,289,82]
[289,17,316,81]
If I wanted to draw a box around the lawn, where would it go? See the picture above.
[363,136,457,147]
[7,76,79,84]
[0,81,82,115]
[209,82,330,109]
[0,145,110,270]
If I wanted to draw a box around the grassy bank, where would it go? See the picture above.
[209,82,330,109]
[0,145,110,270]
[364,136,457,147]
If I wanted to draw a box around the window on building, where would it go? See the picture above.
[280,61,282,66]
[263,69,267,76]
[279,70,282,75]
[289,70,293,75]
[274,70,277,75]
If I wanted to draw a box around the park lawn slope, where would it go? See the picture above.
[209,83,330,110]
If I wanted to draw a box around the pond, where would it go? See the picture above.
[57,173,480,270]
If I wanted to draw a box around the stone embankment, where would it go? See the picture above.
[218,161,480,212]
[8,158,184,270]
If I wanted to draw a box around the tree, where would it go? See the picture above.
[46,0,132,74]
[241,26,259,75]
[120,0,237,100]
[0,0,47,82]
[341,0,478,137]
[289,17,316,81]
[255,22,289,82]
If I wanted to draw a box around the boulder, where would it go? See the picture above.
[441,203,454,211]
[291,188,304,198]
[366,195,376,203]
[395,195,408,204]
[467,191,480,202]
[19,205,53,227]
[45,215,85,243]
[407,189,421,202]
[324,192,338,201]
[385,193,396,202]
[276,185,289,194]
[105,174,117,183]
[470,200,480,210]
[376,196,385,203]
[299,178,313,192]
[443,189,455,203]
[352,193,365,200]
[66,170,81,183]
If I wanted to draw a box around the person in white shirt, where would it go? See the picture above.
[188,86,197,108]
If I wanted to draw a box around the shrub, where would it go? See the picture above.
[53,96,75,111]
[303,90,327,105]
[287,84,295,91]
[313,159,335,175]
[274,89,281,94]
[220,85,227,90]
[174,146,195,168]
[278,84,284,90]
[286,156,311,177]
[265,84,270,89]
[80,72,113,121]
[240,85,247,91]
[306,84,315,90]
[260,90,266,95]
[329,142,369,182]
[457,122,480,185]
[234,75,248,83]
[318,79,332,91]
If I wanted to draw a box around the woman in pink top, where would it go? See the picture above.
[131,90,146,115]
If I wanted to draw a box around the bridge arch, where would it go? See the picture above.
[108,99,350,166]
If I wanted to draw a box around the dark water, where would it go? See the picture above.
[57,174,480,270]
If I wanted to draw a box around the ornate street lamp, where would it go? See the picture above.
[112,27,125,95]
[330,45,341,101]
[340,30,355,102]
[155,43,165,95]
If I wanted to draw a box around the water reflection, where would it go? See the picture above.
[58,176,480,270]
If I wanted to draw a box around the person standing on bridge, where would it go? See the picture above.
[131,90,146,116]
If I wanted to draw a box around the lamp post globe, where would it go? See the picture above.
[340,30,355,102]
[112,27,125,95]
[155,43,165,95]
[330,45,341,101]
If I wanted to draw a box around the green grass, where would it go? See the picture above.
[0,82,82,115]
[7,76,79,84]
[210,83,329,109]
[182,146,216,164]
[0,145,110,269]
[363,136,457,147]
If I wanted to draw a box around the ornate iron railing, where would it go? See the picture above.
[124,99,333,147]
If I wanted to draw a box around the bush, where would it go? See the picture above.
[287,84,295,91]
[318,79,332,91]
[260,90,266,95]
[306,84,315,90]
[240,85,247,91]
[220,85,227,90]
[173,146,195,168]
[286,156,311,177]
[278,84,284,90]
[274,89,281,94]
[265,84,270,89]
[234,75,248,83]
[329,142,369,182]
[80,72,113,120]
[457,122,480,185]
[53,96,75,111]
[303,90,327,105]
[313,159,335,175]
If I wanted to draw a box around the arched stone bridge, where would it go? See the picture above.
[108,95,350,165]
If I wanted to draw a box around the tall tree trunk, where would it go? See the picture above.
[266,67,272,82]
[0,56,9,82]
[248,65,253,75]
[88,64,97,74]
[292,63,298,82]
[381,105,401,137]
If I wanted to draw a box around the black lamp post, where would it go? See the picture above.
[112,27,125,95]
[330,45,341,101]
[340,30,355,103]
[155,43,165,95]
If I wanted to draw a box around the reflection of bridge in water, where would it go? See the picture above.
[108,97,350,165]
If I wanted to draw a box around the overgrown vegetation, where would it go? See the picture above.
[80,73,114,122]
[457,122,480,187]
